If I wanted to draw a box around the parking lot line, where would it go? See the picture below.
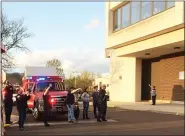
[10,119,118,127]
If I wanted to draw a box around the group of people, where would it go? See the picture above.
[62,85,108,124]
[2,80,30,131]
[2,79,156,132]
[81,85,108,122]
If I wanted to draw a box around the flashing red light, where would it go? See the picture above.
[2,91,6,96]
[50,98,56,104]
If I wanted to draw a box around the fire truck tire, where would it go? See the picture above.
[33,103,42,121]
[26,108,32,114]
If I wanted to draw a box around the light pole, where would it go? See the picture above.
[74,76,76,88]
[72,71,78,88]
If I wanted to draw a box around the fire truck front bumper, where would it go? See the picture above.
[38,105,68,113]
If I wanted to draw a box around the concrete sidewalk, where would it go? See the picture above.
[107,101,184,116]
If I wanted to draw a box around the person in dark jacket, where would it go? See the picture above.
[16,88,30,130]
[3,80,14,124]
[43,84,52,127]
[92,86,99,119]
[66,87,76,123]
[97,85,107,122]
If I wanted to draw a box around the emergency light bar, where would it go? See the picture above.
[26,76,32,80]
[37,77,46,81]
[25,76,64,82]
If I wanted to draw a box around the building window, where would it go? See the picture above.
[153,1,165,15]
[131,2,140,24]
[107,84,109,87]
[141,0,152,20]
[113,9,121,31]
[122,3,130,28]
[167,0,175,8]
[112,0,175,32]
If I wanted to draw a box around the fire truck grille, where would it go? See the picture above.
[52,96,67,107]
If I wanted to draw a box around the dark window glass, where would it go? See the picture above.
[122,3,130,28]
[153,1,165,14]
[141,1,152,20]
[113,8,121,31]
[37,82,65,91]
[167,0,175,8]
[131,2,140,24]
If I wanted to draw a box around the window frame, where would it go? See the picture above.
[121,2,131,28]
[141,0,153,20]
[130,1,141,25]
[113,8,121,32]
[153,0,166,15]
[112,0,175,32]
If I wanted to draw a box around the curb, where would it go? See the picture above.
[108,105,184,116]
[4,121,18,128]
[147,110,184,116]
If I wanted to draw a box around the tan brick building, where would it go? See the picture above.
[105,1,184,102]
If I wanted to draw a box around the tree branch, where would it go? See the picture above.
[1,14,32,71]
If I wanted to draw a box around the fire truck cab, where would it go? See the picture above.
[22,67,79,120]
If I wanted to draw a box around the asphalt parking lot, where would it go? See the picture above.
[5,106,184,135]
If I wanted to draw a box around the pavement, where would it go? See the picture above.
[106,101,184,116]
[5,101,184,129]
[5,106,184,135]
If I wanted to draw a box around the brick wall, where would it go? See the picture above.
[151,52,184,101]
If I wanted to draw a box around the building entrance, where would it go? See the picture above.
[141,59,151,100]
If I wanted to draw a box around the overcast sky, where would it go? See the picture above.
[2,2,109,75]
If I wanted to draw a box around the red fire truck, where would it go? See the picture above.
[22,67,79,120]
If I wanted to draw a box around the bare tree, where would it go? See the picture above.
[65,71,95,91]
[46,58,64,76]
[1,14,32,71]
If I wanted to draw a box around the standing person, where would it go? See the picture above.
[3,80,14,124]
[99,85,107,122]
[43,84,52,127]
[81,87,90,120]
[92,86,99,119]
[66,87,76,123]
[16,88,30,130]
[149,84,157,105]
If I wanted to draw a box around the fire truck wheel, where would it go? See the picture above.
[33,103,42,121]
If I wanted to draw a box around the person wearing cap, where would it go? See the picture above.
[16,87,30,130]
[98,85,107,122]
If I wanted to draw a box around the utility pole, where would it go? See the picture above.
[72,71,77,88]
[74,76,76,88]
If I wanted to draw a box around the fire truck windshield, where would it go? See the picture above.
[37,82,65,91]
